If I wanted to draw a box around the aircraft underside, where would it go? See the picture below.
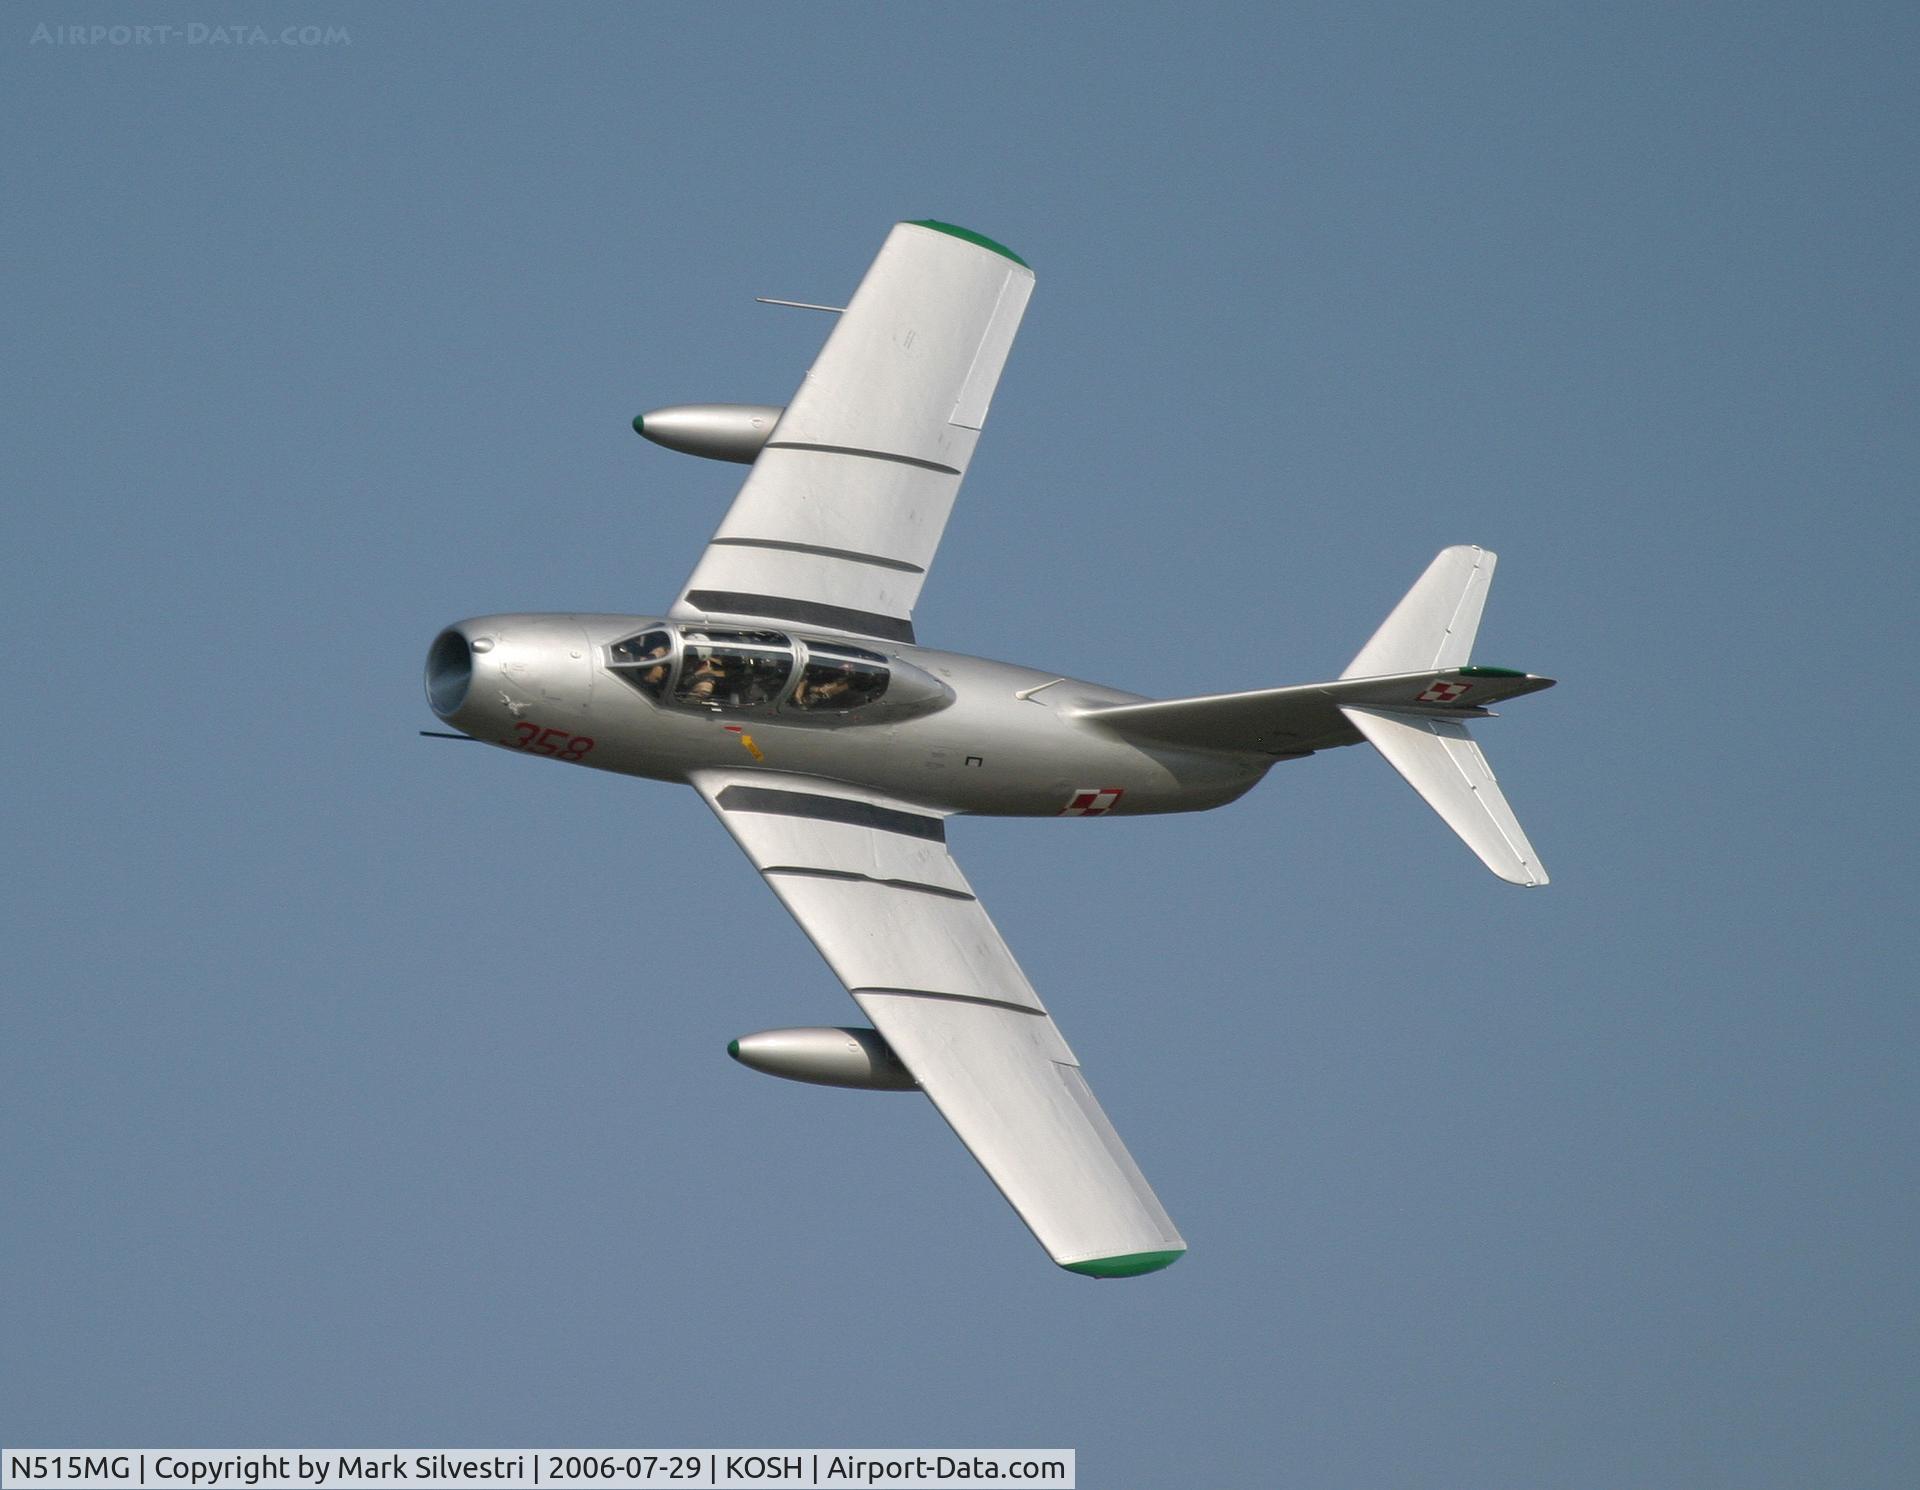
[424,220,1554,1276]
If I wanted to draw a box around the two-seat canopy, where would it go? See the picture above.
[607,626,890,715]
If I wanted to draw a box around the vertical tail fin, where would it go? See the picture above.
[1341,547,1551,887]
[1343,545,1496,678]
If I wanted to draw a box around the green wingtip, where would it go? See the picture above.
[1061,1248,1185,1279]
[726,1039,740,1059]
[907,219,1029,269]
[632,413,646,437]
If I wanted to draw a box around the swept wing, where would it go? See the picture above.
[671,221,1035,645]
[691,768,1186,1277]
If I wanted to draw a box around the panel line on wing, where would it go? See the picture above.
[707,537,926,574]
[762,866,976,901]
[854,986,1048,1017]
[715,784,946,841]
[762,441,963,476]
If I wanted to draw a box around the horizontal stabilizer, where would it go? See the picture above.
[1075,668,1552,757]
[1340,706,1548,886]
[1079,543,1553,886]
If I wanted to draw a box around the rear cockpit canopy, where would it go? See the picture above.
[606,625,893,716]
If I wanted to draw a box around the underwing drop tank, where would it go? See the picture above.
[728,1026,919,1091]
[634,404,784,463]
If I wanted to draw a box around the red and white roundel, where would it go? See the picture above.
[1418,679,1473,703]
[1059,786,1125,816]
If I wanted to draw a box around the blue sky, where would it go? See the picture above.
[6,4,1916,1485]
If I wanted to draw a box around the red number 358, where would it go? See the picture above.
[498,722,594,761]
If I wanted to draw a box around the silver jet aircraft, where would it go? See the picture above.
[424,220,1553,1278]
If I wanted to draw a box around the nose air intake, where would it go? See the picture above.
[426,629,473,717]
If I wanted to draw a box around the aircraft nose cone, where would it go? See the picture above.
[489,616,592,704]
[425,615,593,734]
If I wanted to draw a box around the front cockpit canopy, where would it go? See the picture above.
[606,626,893,716]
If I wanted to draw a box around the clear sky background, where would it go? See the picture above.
[6,5,1916,1486]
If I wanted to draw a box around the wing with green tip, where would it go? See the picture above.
[671,221,1035,646]
[692,767,1186,1277]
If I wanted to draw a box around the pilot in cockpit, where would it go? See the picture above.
[683,650,732,703]
[794,662,855,710]
[637,637,671,692]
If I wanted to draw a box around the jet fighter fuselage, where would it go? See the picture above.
[426,612,1272,819]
